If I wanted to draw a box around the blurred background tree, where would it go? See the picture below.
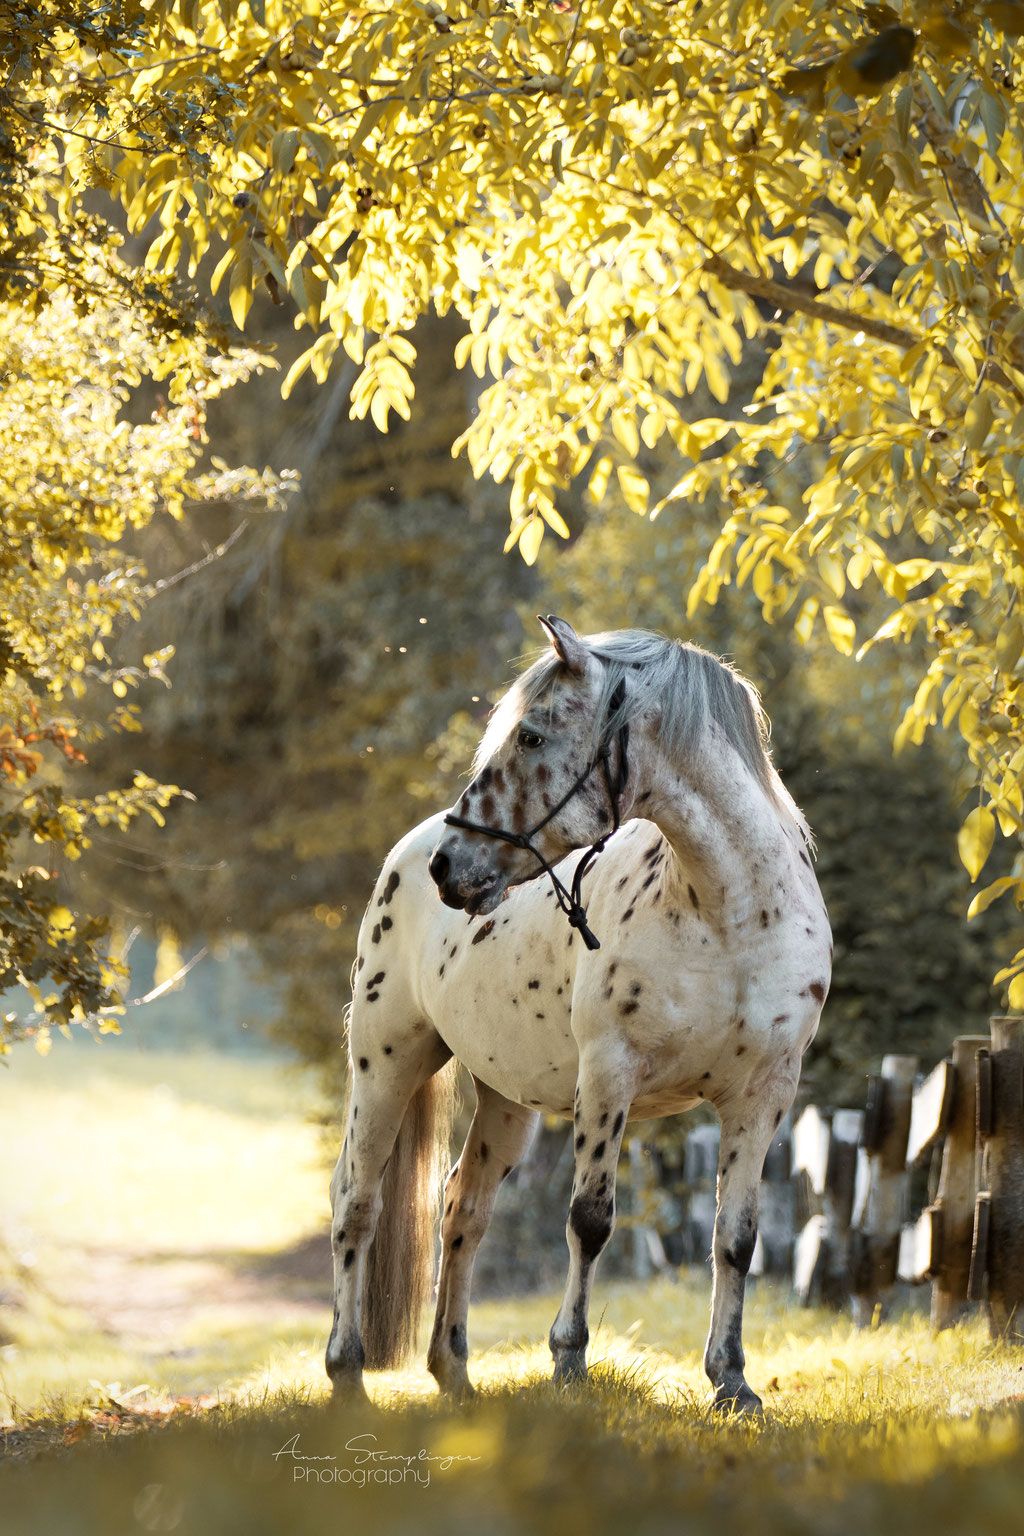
[0,267,289,1051]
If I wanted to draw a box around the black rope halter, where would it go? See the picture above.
[442,677,630,951]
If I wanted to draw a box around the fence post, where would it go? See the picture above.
[850,1054,917,1325]
[928,1035,988,1328]
[682,1122,720,1264]
[751,1113,795,1277]
[792,1106,861,1306]
[976,1016,1024,1340]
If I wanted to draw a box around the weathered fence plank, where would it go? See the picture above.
[793,1107,862,1306]
[928,1035,988,1328]
[850,1054,917,1325]
[977,1017,1024,1339]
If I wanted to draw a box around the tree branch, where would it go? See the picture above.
[704,252,1024,404]
[703,252,921,352]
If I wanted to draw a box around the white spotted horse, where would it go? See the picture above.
[326,618,831,1414]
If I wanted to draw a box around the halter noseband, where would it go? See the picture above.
[442,677,630,951]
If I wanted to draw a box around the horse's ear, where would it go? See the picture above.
[537,614,587,675]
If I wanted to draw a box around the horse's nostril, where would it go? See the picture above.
[428,850,450,887]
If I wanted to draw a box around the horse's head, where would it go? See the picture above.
[428,616,630,917]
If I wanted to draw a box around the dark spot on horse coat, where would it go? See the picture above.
[383,871,400,903]
[570,1192,612,1262]
[599,1111,608,1127]
[760,910,769,928]
[371,925,381,944]
[620,1000,639,1015]
[335,1229,346,1244]
[612,1110,624,1136]
[724,1224,757,1275]
[736,1044,746,1055]
[383,1044,392,1054]
[449,1323,468,1360]
[728,1149,738,1165]
[356,956,365,972]
[451,1234,464,1249]
[688,884,700,910]
[369,971,385,987]
[592,1140,606,1161]
[808,980,826,1001]
[479,1142,489,1161]
[622,906,635,922]
[773,1014,788,1025]
[381,915,393,931]
[358,1057,369,1071]
[528,979,540,989]
[366,992,379,1003]
[617,876,628,891]
[641,870,657,891]
[439,963,446,977]
[575,1133,587,1151]
[472,920,495,945]
[343,1248,355,1269]
[630,981,642,997]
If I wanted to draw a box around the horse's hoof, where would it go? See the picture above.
[327,1375,370,1407]
[552,1350,588,1385]
[428,1363,476,1401]
[711,1383,763,1417]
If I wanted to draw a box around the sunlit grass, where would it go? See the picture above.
[2,1042,1024,1534]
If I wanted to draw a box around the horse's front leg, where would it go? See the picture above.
[549,1046,635,1383]
[705,1081,796,1415]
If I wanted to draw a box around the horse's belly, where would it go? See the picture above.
[435,1003,581,1117]
[424,912,582,1115]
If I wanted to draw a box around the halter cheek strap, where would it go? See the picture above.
[442,677,630,951]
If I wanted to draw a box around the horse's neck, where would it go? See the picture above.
[641,728,792,925]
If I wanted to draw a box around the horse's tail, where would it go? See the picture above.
[362,1060,458,1369]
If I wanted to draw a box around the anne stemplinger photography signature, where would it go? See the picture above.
[272,1432,484,1487]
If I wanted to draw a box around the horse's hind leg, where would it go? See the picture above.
[326,1001,450,1397]
[704,1072,798,1416]
[427,1079,538,1398]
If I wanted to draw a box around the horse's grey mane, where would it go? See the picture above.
[476,628,810,843]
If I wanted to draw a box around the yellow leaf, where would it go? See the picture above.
[229,250,254,330]
[968,876,1020,919]
[958,805,996,882]
[1010,972,1024,1011]
[518,516,545,565]
[616,464,650,516]
[823,605,856,655]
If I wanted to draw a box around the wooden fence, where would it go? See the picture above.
[628,1015,1024,1339]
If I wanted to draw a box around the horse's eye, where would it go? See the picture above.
[517,727,544,750]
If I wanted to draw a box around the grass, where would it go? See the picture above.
[2,1039,1024,1534]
